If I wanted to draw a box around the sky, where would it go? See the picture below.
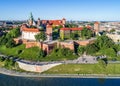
[0,0,120,21]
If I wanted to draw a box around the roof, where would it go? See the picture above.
[46,25,52,28]
[22,27,40,32]
[62,18,66,20]
[94,22,99,24]
[60,27,83,31]
[41,19,64,26]
[60,26,92,31]
[60,28,70,30]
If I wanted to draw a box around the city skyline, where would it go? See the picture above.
[0,0,120,21]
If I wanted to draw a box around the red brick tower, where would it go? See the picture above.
[94,22,100,35]
[46,25,53,41]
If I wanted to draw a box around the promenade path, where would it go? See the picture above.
[0,53,107,73]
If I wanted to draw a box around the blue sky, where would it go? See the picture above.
[0,0,120,21]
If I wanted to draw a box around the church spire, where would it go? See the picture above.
[29,12,34,21]
[28,12,36,26]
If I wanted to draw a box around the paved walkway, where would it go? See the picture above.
[0,53,99,66]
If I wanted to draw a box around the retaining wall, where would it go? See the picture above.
[17,61,62,73]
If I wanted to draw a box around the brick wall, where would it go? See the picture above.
[57,42,74,50]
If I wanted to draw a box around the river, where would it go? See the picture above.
[0,73,120,86]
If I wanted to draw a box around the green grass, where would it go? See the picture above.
[0,45,25,56]
[0,45,77,61]
[0,45,39,61]
[43,64,120,74]
[0,62,4,67]
[19,47,39,61]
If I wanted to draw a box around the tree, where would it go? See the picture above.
[77,46,85,55]
[70,32,79,40]
[100,48,116,58]
[0,35,8,45]
[9,28,21,38]
[86,43,99,55]
[35,32,46,42]
[95,35,114,49]
[110,29,115,33]
[6,39,15,48]
[81,27,93,39]
[60,31,64,40]
[35,32,46,49]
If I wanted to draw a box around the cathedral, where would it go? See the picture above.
[21,13,66,41]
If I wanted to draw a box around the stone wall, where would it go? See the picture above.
[75,38,96,46]
[17,61,62,73]
[57,41,74,50]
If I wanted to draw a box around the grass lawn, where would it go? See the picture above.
[0,45,25,56]
[43,64,120,74]
[0,45,77,61]
[19,46,40,61]
[0,62,4,67]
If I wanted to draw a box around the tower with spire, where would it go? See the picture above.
[28,12,36,26]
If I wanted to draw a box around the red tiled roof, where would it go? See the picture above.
[60,27,83,31]
[70,27,83,31]
[46,25,52,28]
[60,28,70,30]
[60,26,92,31]
[86,25,92,29]
[94,22,99,24]
[22,28,40,32]
[49,20,63,25]
[62,18,66,20]
[41,20,64,26]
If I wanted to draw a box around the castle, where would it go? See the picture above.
[14,13,100,54]
[21,12,66,41]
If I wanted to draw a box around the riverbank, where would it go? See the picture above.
[1,67,120,78]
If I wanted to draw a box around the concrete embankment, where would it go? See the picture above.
[17,61,62,73]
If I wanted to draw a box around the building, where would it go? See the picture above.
[94,22,100,35]
[46,25,53,41]
[60,26,92,40]
[3,21,13,28]
[41,18,66,27]
[106,33,120,43]
[28,12,36,26]
[20,13,66,41]
[0,21,3,27]
[21,24,40,40]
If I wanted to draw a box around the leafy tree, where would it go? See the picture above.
[5,33,12,39]
[35,32,46,49]
[77,46,85,55]
[4,59,15,69]
[99,48,116,58]
[95,35,114,49]
[0,36,8,45]
[6,39,15,48]
[81,27,93,39]
[110,29,115,33]
[9,28,21,38]
[86,43,99,55]
[58,48,73,57]
[65,23,78,28]
[60,31,64,40]
[35,32,46,42]
[70,32,79,40]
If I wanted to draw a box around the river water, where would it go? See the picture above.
[0,73,120,86]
